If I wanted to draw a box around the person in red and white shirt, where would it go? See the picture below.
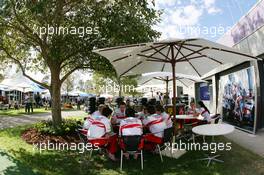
[91,104,105,118]
[119,108,143,136]
[155,105,172,128]
[83,106,118,161]
[143,105,167,151]
[119,108,143,159]
[111,102,127,124]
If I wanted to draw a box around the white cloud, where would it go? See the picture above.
[154,0,223,40]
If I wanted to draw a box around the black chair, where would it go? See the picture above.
[156,127,174,162]
[210,114,221,124]
[120,135,144,170]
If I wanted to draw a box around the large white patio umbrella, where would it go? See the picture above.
[93,38,259,117]
[139,72,205,88]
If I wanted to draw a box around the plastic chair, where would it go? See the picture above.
[76,127,108,159]
[120,135,144,170]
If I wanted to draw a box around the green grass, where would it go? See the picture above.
[0,125,264,175]
[0,108,50,117]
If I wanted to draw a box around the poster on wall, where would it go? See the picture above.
[200,83,210,101]
[218,66,255,132]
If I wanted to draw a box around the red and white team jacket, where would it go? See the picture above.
[112,108,127,124]
[161,112,173,128]
[83,115,111,138]
[143,114,167,138]
[119,117,143,136]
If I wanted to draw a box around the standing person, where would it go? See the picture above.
[155,92,161,104]
[143,105,167,151]
[119,108,143,159]
[77,95,81,110]
[35,92,41,108]
[111,102,127,124]
[24,93,29,113]
[28,94,34,113]
[83,106,118,161]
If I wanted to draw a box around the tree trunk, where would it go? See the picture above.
[50,67,62,127]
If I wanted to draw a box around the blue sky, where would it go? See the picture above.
[152,0,259,41]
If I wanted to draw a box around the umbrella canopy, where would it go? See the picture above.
[93,38,259,117]
[139,72,205,87]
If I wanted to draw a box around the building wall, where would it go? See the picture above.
[218,0,264,57]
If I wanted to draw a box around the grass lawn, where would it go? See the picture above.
[0,108,50,117]
[0,125,264,175]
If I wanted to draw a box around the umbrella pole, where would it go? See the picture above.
[165,77,169,106]
[171,62,176,118]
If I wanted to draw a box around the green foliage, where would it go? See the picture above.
[0,0,161,126]
[34,119,81,136]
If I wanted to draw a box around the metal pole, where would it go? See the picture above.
[170,44,176,119]
[165,76,169,106]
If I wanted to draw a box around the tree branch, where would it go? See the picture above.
[60,65,90,83]
[0,47,50,89]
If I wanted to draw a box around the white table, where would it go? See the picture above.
[192,124,235,166]
[175,115,203,129]
[192,124,235,136]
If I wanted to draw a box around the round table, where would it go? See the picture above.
[192,124,235,166]
[175,115,203,129]
[192,124,235,136]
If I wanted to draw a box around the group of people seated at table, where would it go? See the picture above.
[82,100,211,161]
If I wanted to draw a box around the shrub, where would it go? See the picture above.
[34,119,82,136]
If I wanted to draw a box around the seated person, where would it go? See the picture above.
[83,106,118,161]
[186,102,198,115]
[91,104,105,117]
[119,108,143,159]
[193,101,211,123]
[143,105,167,151]
[119,108,143,136]
[156,105,172,128]
[136,105,148,120]
[112,102,127,124]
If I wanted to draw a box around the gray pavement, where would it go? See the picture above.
[225,128,264,158]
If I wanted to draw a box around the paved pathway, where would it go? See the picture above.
[0,110,87,130]
[225,128,264,158]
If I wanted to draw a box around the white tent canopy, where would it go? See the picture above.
[0,74,45,92]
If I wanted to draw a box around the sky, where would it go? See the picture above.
[152,0,259,41]
[2,0,260,82]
